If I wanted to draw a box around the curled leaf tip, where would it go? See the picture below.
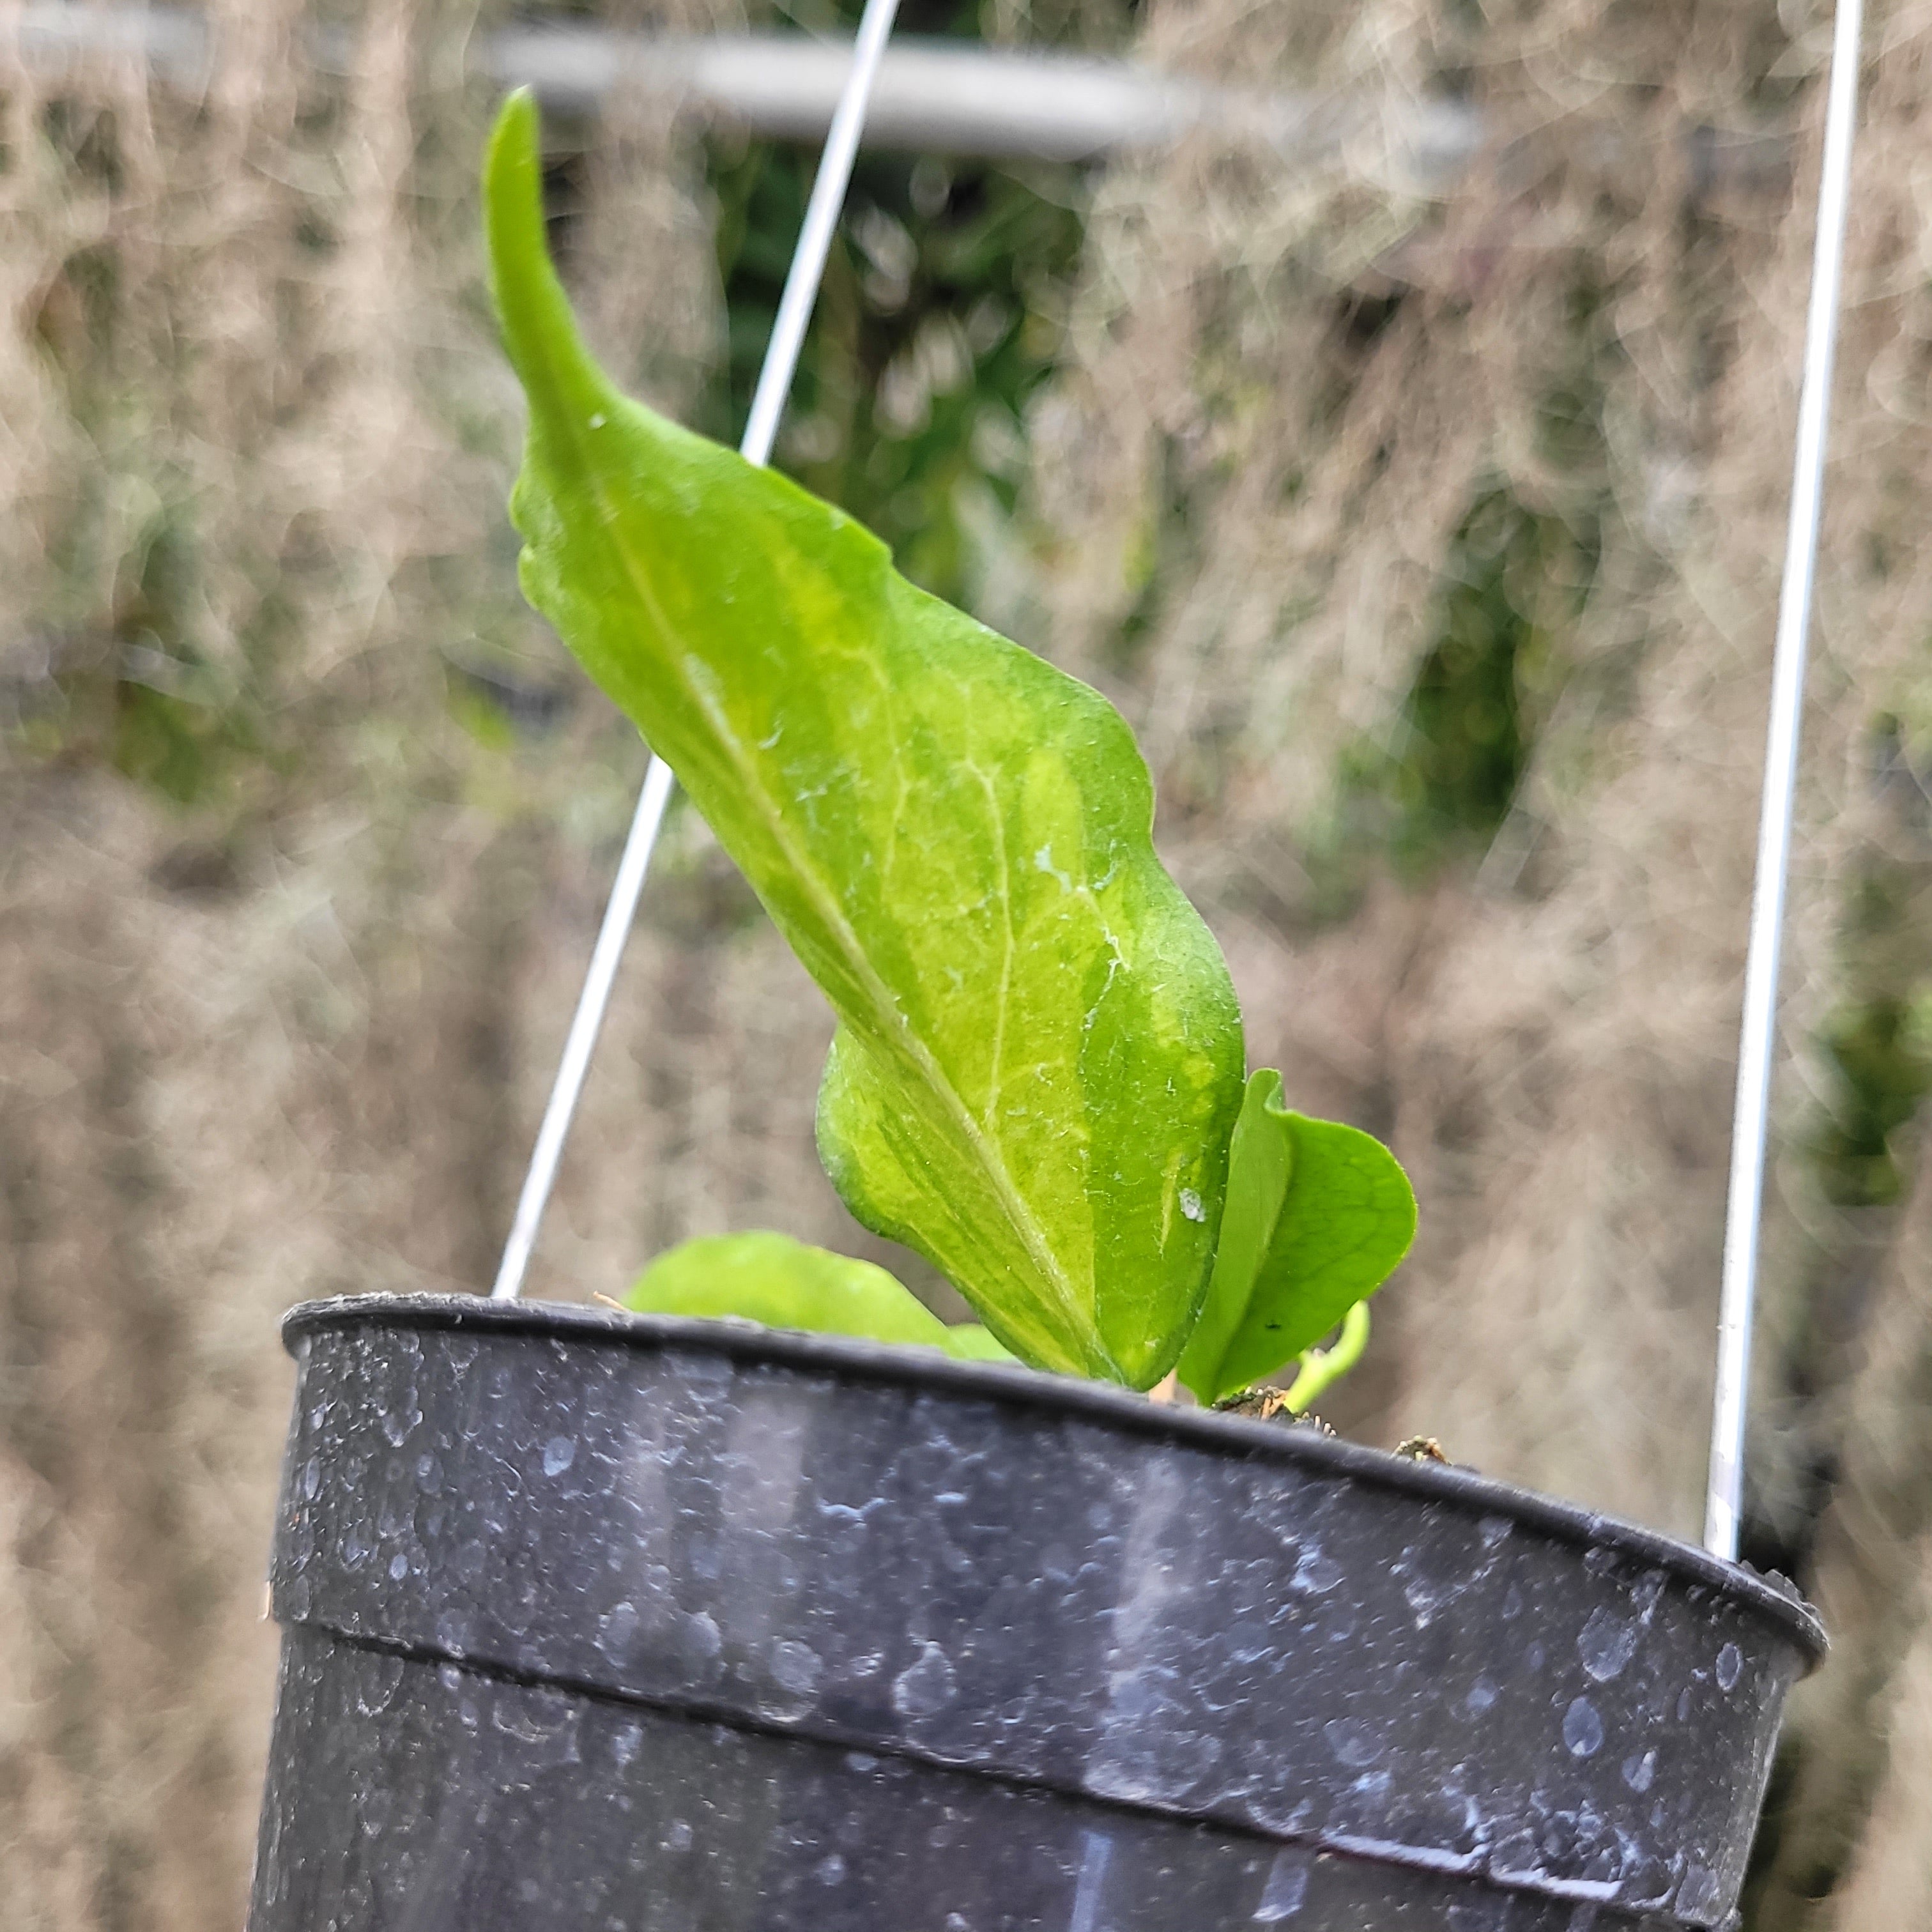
[482,89,611,436]
[482,89,542,255]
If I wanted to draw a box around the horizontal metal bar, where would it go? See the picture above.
[13,4,1479,178]
[484,25,1204,160]
[479,26,1477,178]
[12,7,1797,213]
[13,1,213,89]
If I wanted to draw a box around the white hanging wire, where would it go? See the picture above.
[1705,0,1864,1560]
[491,0,906,1301]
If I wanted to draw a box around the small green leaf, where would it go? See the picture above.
[1177,1070,1415,1404]
[933,1322,1021,1363]
[484,95,1244,1388]
[624,1231,1011,1362]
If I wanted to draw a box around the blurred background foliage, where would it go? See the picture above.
[706,134,1086,602]
[10,1,1932,1926]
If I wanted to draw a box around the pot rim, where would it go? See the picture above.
[284,1291,1827,1666]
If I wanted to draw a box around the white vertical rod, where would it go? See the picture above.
[490,758,674,1302]
[1705,0,1864,1559]
[491,0,905,1301]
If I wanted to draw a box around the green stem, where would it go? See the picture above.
[1284,1301,1371,1413]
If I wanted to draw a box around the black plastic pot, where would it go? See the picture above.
[250,1294,1823,1932]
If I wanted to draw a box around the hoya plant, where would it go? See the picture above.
[484,94,1414,1409]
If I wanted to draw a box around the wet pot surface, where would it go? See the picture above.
[250,1296,1823,1932]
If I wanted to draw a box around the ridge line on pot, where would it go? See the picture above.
[260,1607,1690,1920]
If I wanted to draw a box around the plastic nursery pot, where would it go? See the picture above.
[250,1296,1823,1932]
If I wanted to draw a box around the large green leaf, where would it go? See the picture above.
[1177,1070,1416,1404]
[625,1231,1011,1363]
[484,95,1245,1388]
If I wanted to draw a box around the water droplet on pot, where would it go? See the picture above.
[815,1854,847,1885]
[1466,1675,1499,1714]
[892,1641,958,1717]
[1478,1515,1513,1549]
[664,1819,693,1851]
[598,1601,640,1658]
[1524,1642,1546,1673]
[415,1453,442,1492]
[1291,1545,1342,1595]
[1716,1641,1742,1690]
[1621,1748,1657,1793]
[381,1409,410,1448]
[1253,1848,1310,1919]
[1404,1569,1460,1627]
[1502,1585,1524,1620]
[300,1457,321,1501]
[1676,1687,1693,1722]
[356,1652,405,1715]
[284,1575,311,1621]
[771,1639,823,1696]
[378,1486,410,1539]
[613,1723,641,1768]
[1676,1864,1722,1919]
[1322,1718,1381,1768]
[1562,1697,1604,1758]
[1577,1607,1640,1682]
[542,1435,576,1476]
[945,1916,972,1932]
[1476,1823,1538,1885]
[388,1551,409,1582]
[436,1608,471,1655]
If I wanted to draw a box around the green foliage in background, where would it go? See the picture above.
[1810,808,1932,1209]
[705,139,1084,611]
[1813,994,1932,1208]
[1346,487,1598,884]
[14,478,273,815]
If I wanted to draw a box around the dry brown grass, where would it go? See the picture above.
[6,1,1932,1925]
